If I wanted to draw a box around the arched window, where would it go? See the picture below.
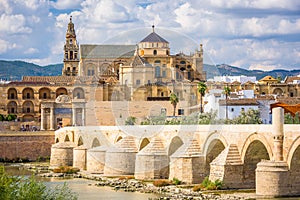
[153,50,157,55]
[155,66,161,78]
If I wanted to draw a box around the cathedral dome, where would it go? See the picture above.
[140,26,168,43]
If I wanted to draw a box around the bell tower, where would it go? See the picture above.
[62,16,79,76]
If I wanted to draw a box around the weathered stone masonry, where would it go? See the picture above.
[0,132,54,160]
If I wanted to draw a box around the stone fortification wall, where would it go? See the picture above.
[0,131,54,161]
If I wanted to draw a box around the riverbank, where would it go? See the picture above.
[37,171,254,200]
[12,163,295,200]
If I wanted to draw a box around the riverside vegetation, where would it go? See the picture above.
[0,165,78,200]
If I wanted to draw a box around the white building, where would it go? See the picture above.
[218,99,259,120]
[209,75,256,84]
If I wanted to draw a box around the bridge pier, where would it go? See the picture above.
[209,144,244,189]
[256,107,290,197]
[169,139,205,184]
[73,145,88,170]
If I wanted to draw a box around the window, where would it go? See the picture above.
[153,50,157,55]
[178,109,184,115]
[231,108,234,112]
[162,71,166,78]
[11,108,15,113]
[69,39,72,44]
[290,92,294,97]
[161,108,166,115]
[147,80,151,84]
[65,52,68,59]
[70,51,73,59]
[155,66,161,78]
[27,108,31,113]
[161,92,164,97]
[10,93,15,99]
[43,93,47,99]
[154,60,161,64]
[180,61,186,64]
[26,93,30,99]
[136,79,141,86]
[77,93,81,98]
[187,71,191,79]
[73,67,76,71]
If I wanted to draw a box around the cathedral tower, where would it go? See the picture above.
[62,16,79,76]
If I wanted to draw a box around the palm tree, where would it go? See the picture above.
[198,82,207,113]
[170,93,179,116]
[224,85,231,120]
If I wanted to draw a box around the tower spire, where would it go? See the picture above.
[152,25,155,32]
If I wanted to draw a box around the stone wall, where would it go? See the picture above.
[0,131,54,161]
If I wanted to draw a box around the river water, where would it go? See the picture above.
[3,164,300,200]
[3,164,161,200]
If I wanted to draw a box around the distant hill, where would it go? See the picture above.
[0,60,62,80]
[0,60,299,81]
[204,64,300,81]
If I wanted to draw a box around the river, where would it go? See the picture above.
[3,164,161,200]
[3,164,300,200]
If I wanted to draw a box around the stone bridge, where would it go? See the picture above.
[50,108,300,197]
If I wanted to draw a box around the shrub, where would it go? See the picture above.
[192,184,204,192]
[125,116,136,125]
[153,180,170,187]
[118,176,134,180]
[0,165,77,200]
[172,177,182,185]
[52,166,79,174]
[193,177,223,191]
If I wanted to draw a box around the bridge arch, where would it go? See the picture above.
[202,131,228,156]
[64,135,70,142]
[240,133,273,163]
[91,138,101,148]
[168,136,184,156]
[241,134,271,188]
[115,135,123,143]
[287,136,300,168]
[139,138,150,151]
[78,136,83,146]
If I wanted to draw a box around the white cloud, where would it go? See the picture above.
[24,47,39,54]
[0,14,32,34]
[0,40,17,54]
[0,0,299,71]
[51,0,82,10]
[0,0,12,14]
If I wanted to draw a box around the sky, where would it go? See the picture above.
[0,0,299,71]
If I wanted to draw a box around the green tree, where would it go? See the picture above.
[170,93,179,116]
[0,114,5,121]
[233,108,262,124]
[6,114,17,121]
[125,116,136,125]
[223,86,231,120]
[198,82,207,113]
[284,113,294,124]
[0,165,77,200]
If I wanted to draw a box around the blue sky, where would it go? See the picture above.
[0,0,299,71]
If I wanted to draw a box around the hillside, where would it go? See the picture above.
[0,60,62,80]
[0,60,299,81]
[204,64,300,80]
